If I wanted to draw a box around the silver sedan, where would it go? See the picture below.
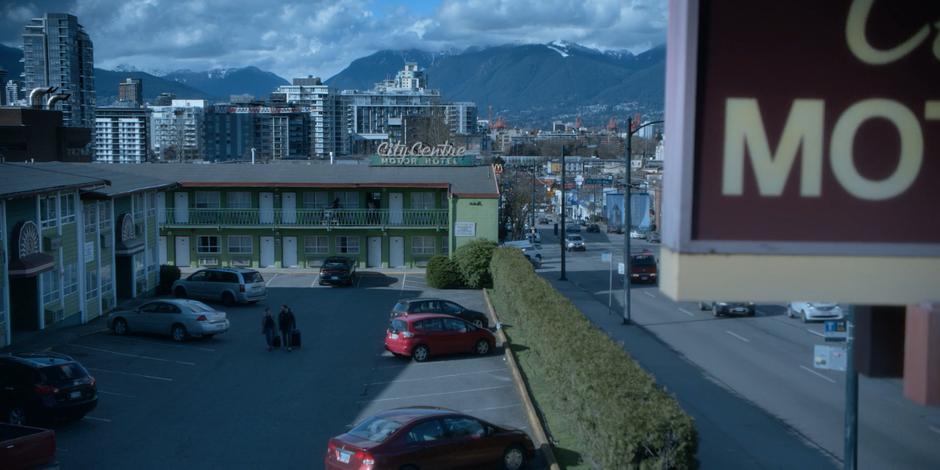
[107,299,230,342]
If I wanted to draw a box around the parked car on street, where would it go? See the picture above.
[538,216,550,224]
[629,229,648,239]
[565,234,586,251]
[523,252,542,269]
[318,256,357,286]
[525,231,542,244]
[385,314,495,362]
[172,268,266,305]
[324,407,535,470]
[0,352,97,426]
[646,231,661,243]
[108,299,230,342]
[564,223,581,233]
[0,423,56,470]
[390,298,490,328]
[700,301,756,317]
[625,252,658,283]
[502,241,543,265]
[586,223,601,233]
[787,302,844,322]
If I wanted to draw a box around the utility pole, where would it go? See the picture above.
[560,146,567,281]
[623,119,663,325]
[531,162,537,235]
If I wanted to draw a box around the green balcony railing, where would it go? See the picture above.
[161,208,448,228]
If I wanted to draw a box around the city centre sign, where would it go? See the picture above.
[660,0,940,304]
[371,141,475,166]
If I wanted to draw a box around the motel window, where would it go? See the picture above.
[84,204,98,235]
[40,195,58,229]
[41,270,59,304]
[228,235,253,254]
[412,236,435,255]
[302,192,329,209]
[197,236,221,254]
[86,269,98,298]
[411,192,435,210]
[441,236,449,255]
[228,192,252,209]
[335,236,360,254]
[133,193,145,219]
[101,264,113,294]
[334,192,360,209]
[61,193,76,224]
[195,191,221,209]
[99,201,112,232]
[148,245,158,272]
[63,263,79,296]
[304,236,329,255]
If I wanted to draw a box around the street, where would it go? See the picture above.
[537,222,940,469]
[39,272,542,469]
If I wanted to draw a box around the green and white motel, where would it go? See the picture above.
[0,160,498,348]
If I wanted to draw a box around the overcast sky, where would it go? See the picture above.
[1,0,667,79]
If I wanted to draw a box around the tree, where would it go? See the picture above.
[498,165,547,241]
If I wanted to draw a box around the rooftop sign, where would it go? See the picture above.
[371,141,475,166]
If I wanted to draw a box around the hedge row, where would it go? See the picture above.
[426,240,497,289]
[489,247,697,469]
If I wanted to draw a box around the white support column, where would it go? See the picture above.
[130,196,137,299]
[36,195,44,331]
[1,201,10,347]
[143,192,150,295]
[96,202,102,317]
[57,192,64,319]
[77,193,86,324]
[110,201,117,310]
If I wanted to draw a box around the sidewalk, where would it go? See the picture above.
[539,275,836,469]
[178,266,426,275]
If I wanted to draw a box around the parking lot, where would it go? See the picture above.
[35,271,542,469]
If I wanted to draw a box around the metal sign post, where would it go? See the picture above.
[602,252,612,315]
[844,305,858,470]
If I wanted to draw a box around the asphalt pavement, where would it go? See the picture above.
[532,222,940,469]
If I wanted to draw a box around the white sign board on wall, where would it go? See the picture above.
[454,222,476,237]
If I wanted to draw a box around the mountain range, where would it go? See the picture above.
[1,41,664,127]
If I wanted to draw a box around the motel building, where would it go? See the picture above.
[1,163,174,348]
[104,157,499,270]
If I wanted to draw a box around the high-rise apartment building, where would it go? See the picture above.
[0,69,6,105]
[94,107,151,163]
[118,78,142,106]
[5,81,20,106]
[275,76,344,157]
[21,13,95,128]
[203,104,311,161]
[150,100,205,161]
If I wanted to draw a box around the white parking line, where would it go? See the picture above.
[362,384,513,403]
[800,365,837,384]
[97,390,136,398]
[725,330,751,343]
[929,425,940,435]
[465,403,523,413]
[83,416,112,423]
[357,275,363,288]
[643,291,656,298]
[87,367,173,382]
[310,274,320,287]
[367,368,509,386]
[69,344,196,366]
[807,329,825,338]
[265,273,279,286]
[401,272,407,294]
[678,308,695,317]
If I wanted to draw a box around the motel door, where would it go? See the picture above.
[282,193,296,224]
[175,236,190,267]
[156,193,166,223]
[174,193,188,224]
[390,237,405,268]
[367,237,382,267]
[260,236,275,267]
[389,193,403,225]
[282,237,298,268]
[158,236,167,265]
[260,193,274,224]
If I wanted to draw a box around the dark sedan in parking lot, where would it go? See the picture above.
[325,407,535,470]
[390,298,490,328]
[319,256,358,286]
[0,352,97,426]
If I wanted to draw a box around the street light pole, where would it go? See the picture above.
[622,119,663,325]
[560,146,567,281]
[531,162,537,235]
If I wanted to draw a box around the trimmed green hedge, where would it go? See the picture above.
[426,255,464,289]
[453,240,497,289]
[490,247,697,469]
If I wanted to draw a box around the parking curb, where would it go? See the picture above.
[483,289,560,470]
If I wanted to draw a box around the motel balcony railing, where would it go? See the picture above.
[159,208,449,229]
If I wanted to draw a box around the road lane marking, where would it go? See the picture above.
[97,390,136,398]
[643,291,656,298]
[357,274,363,288]
[87,367,173,382]
[310,274,320,287]
[807,329,825,338]
[362,385,513,403]
[400,272,407,294]
[94,336,216,352]
[83,416,112,423]
[678,308,695,317]
[725,330,751,343]
[929,425,940,435]
[68,344,196,366]
[800,365,837,384]
[265,273,279,287]
[367,368,509,386]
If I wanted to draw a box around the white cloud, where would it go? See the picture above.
[0,0,666,79]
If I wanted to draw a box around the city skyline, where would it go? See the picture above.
[0,0,667,80]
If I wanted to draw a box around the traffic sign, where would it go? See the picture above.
[617,262,625,275]
[814,345,847,371]
[824,320,848,342]
[601,252,611,262]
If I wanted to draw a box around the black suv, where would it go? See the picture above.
[391,298,490,329]
[0,352,98,425]
[319,256,357,286]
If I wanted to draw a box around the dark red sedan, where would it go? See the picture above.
[385,314,495,362]
[324,407,534,470]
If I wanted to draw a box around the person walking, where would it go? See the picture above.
[261,308,277,351]
[278,305,296,352]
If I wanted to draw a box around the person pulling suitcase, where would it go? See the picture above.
[278,304,297,352]
[262,308,277,351]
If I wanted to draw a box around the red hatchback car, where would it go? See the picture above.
[324,407,535,470]
[385,314,495,362]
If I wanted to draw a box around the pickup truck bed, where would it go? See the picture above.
[1,423,56,470]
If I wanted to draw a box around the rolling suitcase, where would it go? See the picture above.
[272,335,281,348]
[291,329,302,348]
